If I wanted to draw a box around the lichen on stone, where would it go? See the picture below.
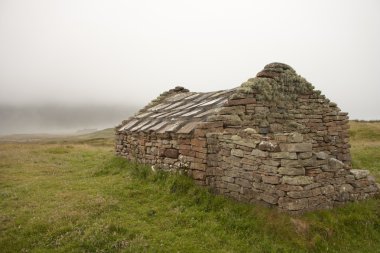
[234,63,316,104]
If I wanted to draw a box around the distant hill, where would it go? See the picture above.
[0,104,139,135]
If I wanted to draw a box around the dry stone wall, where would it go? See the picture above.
[116,62,379,213]
[208,63,351,165]
[205,130,378,213]
[116,122,223,185]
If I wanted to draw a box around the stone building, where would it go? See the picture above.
[115,63,379,213]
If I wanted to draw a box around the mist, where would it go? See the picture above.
[0,104,139,135]
[1,0,379,135]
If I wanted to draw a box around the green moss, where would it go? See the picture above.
[235,66,316,104]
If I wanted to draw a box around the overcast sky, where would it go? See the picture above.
[0,0,379,120]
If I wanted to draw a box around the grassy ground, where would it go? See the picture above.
[350,121,380,180]
[0,122,379,252]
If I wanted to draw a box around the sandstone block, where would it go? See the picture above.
[300,157,316,167]
[221,176,234,183]
[231,135,242,141]
[288,132,303,143]
[282,176,313,185]
[287,187,321,198]
[339,184,354,193]
[280,159,301,167]
[208,114,242,125]
[271,152,297,159]
[277,184,303,192]
[260,193,279,205]
[298,152,313,159]
[231,149,244,157]
[262,175,280,185]
[278,167,305,176]
[191,170,205,180]
[227,98,256,106]
[259,164,278,173]
[235,178,251,188]
[328,158,344,170]
[191,139,206,147]
[227,183,241,192]
[315,152,329,160]
[320,185,335,195]
[279,143,312,152]
[219,105,245,114]
[251,149,268,157]
[190,163,207,171]
[235,140,259,148]
[164,148,179,159]
[350,169,370,180]
[262,159,280,167]
[303,183,321,190]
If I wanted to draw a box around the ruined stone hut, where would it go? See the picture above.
[116,63,379,213]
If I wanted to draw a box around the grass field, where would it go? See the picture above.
[0,122,379,252]
[350,121,380,181]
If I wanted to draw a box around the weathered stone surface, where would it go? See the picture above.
[315,152,329,160]
[278,184,303,192]
[279,143,312,152]
[271,152,297,159]
[259,164,278,173]
[328,158,345,170]
[231,149,244,157]
[262,175,280,185]
[298,152,313,159]
[191,170,205,180]
[234,140,259,148]
[164,148,179,159]
[339,184,354,193]
[320,185,335,195]
[260,193,279,205]
[287,188,321,198]
[208,114,242,124]
[282,176,313,185]
[350,169,370,180]
[227,98,256,105]
[288,132,303,143]
[235,178,251,188]
[262,159,280,167]
[221,176,234,183]
[281,159,301,167]
[227,183,241,192]
[278,167,305,176]
[231,135,242,141]
[251,149,268,157]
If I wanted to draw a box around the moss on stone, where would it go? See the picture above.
[235,63,316,104]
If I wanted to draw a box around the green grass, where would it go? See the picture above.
[0,123,379,252]
[350,121,380,180]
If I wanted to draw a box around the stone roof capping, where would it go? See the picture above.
[116,62,379,214]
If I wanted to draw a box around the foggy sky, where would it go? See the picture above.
[1,0,380,123]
